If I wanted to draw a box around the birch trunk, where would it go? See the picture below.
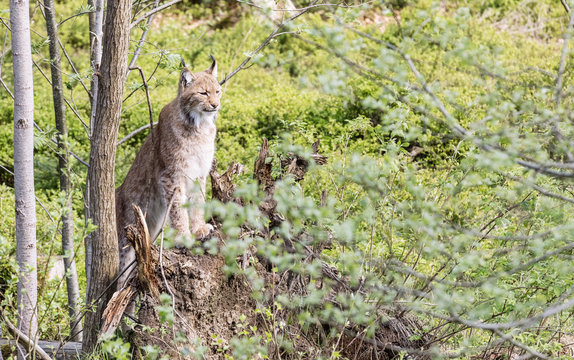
[10,0,38,357]
[44,0,83,342]
[83,0,132,352]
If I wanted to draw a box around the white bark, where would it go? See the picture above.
[10,0,38,357]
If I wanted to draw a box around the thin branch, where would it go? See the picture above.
[555,7,574,105]
[224,23,255,93]
[506,173,574,205]
[129,0,159,68]
[0,17,11,32]
[32,55,90,133]
[0,164,58,224]
[31,61,89,166]
[0,22,10,98]
[0,310,52,360]
[128,66,155,142]
[123,49,164,104]
[389,241,574,290]
[492,329,551,360]
[58,38,91,97]
[561,0,570,13]
[414,285,574,331]
[158,190,178,335]
[0,78,13,98]
[58,10,95,26]
[341,328,460,358]
[238,0,371,11]
[130,0,182,29]
[220,1,317,85]
[117,121,157,146]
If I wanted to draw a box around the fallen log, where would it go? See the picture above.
[0,339,81,360]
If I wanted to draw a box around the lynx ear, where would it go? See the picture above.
[205,55,217,79]
[180,68,194,88]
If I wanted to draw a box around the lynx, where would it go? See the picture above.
[116,58,221,287]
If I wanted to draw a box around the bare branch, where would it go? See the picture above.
[130,0,182,29]
[128,66,155,143]
[220,1,317,85]
[492,329,551,360]
[561,0,570,13]
[238,0,371,11]
[0,310,52,360]
[58,38,91,97]
[117,121,158,146]
[505,173,574,205]
[129,0,160,68]
[0,164,58,224]
[58,10,95,26]
[555,7,574,105]
[0,77,13,98]
[0,22,10,98]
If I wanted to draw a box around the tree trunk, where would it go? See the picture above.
[44,0,83,342]
[88,0,104,136]
[82,0,132,353]
[10,0,38,357]
[85,0,104,291]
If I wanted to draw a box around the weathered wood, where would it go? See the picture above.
[280,139,328,182]
[253,138,274,195]
[126,204,159,299]
[210,159,244,204]
[0,339,81,360]
[100,204,158,337]
[0,313,51,360]
[100,286,137,337]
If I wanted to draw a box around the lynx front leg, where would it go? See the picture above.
[190,176,213,238]
[160,177,192,242]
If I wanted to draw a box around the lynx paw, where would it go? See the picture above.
[192,223,214,239]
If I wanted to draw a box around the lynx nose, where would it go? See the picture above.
[209,103,219,110]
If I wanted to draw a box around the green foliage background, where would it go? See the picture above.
[1,0,574,358]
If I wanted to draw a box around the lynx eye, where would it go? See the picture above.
[200,91,208,96]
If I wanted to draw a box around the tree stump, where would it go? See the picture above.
[101,139,432,359]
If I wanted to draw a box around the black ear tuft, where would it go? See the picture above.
[206,55,217,79]
[180,57,186,69]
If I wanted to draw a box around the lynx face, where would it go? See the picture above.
[178,62,222,128]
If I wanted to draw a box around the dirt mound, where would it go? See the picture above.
[132,248,258,358]
[102,140,433,359]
